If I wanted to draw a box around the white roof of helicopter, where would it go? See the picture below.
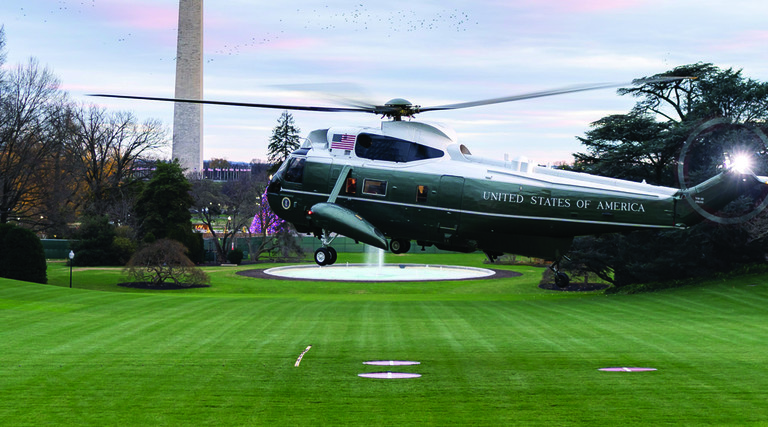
[302,119,679,199]
[323,120,457,150]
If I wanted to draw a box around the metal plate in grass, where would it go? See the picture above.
[599,367,657,372]
[363,360,420,366]
[358,372,422,379]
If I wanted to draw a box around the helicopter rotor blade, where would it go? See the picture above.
[420,76,692,113]
[91,76,693,120]
[89,93,376,114]
[270,82,379,110]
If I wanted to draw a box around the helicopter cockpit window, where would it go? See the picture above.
[362,179,387,196]
[355,133,443,163]
[283,157,306,183]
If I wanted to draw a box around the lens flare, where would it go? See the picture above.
[727,153,752,174]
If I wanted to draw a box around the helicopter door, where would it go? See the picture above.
[328,164,344,193]
[437,175,465,238]
[327,162,356,201]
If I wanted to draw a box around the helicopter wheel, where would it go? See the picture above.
[314,247,338,266]
[555,272,570,288]
[389,239,411,254]
[327,247,338,265]
[314,248,329,266]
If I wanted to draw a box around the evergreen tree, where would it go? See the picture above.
[70,215,118,266]
[134,160,203,261]
[267,111,301,174]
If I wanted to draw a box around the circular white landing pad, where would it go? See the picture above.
[264,264,495,282]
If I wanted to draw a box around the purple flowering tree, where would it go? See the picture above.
[246,188,304,260]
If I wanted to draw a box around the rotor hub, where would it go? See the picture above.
[379,98,420,120]
[385,98,412,107]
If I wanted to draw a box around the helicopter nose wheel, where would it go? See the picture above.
[314,247,338,266]
[313,230,339,266]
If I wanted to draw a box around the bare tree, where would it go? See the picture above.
[221,173,261,255]
[0,27,6,70]
[190,178,228,262]
[0,58,66,226]
[34,105,81,236]
[68,105,167,218]
[190,173,262,263]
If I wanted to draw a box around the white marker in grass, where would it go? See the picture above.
[294,345,312,367]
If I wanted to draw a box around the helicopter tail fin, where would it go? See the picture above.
[676,169,768,226]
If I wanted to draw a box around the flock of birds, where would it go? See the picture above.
[212,5,479,59]
[9,1,479,65]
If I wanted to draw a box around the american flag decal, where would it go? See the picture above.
[331,134,356,150]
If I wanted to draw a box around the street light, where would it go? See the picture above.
[68,250,75,288]
[227,216,234,250]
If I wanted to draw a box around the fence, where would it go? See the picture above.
[40,240,74,259]
[42,236,448,260]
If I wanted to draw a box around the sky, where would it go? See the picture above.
[1,0,767,165]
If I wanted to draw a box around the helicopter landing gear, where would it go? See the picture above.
[549,256,571,288]
[389,239,411,254]
[314,246,338,266]
[484,251,503,263]
[314,230,338,266]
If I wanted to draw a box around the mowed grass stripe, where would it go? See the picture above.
[0,286,350,424]
[2,263,768,425]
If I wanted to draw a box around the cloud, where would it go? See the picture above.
[491,0,654,14]
[709,30,768,53]
[94,1,178,30]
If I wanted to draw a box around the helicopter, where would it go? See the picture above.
[93,77,768,287]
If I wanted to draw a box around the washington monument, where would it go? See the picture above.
[173,0,203,174]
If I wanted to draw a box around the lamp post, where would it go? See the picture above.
[68,250,75,288]
[227,216,233,250]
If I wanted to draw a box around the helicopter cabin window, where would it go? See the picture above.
[345,177,357,195]
[283,157,306,183]
[355,133,443,163]
[416,185,428,203]
[362,179,387,196]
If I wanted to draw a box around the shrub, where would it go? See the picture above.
[0,224,47,284]
[111,236,137,265]
[123,239,209,287]
[226,248,244,265]
[70,215,118,266]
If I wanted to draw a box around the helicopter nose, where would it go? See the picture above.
[267,177,282,194]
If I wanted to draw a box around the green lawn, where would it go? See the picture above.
[1,254,767,425]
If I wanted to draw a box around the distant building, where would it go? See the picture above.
[131,159,269,182]
[203,160,270,181]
